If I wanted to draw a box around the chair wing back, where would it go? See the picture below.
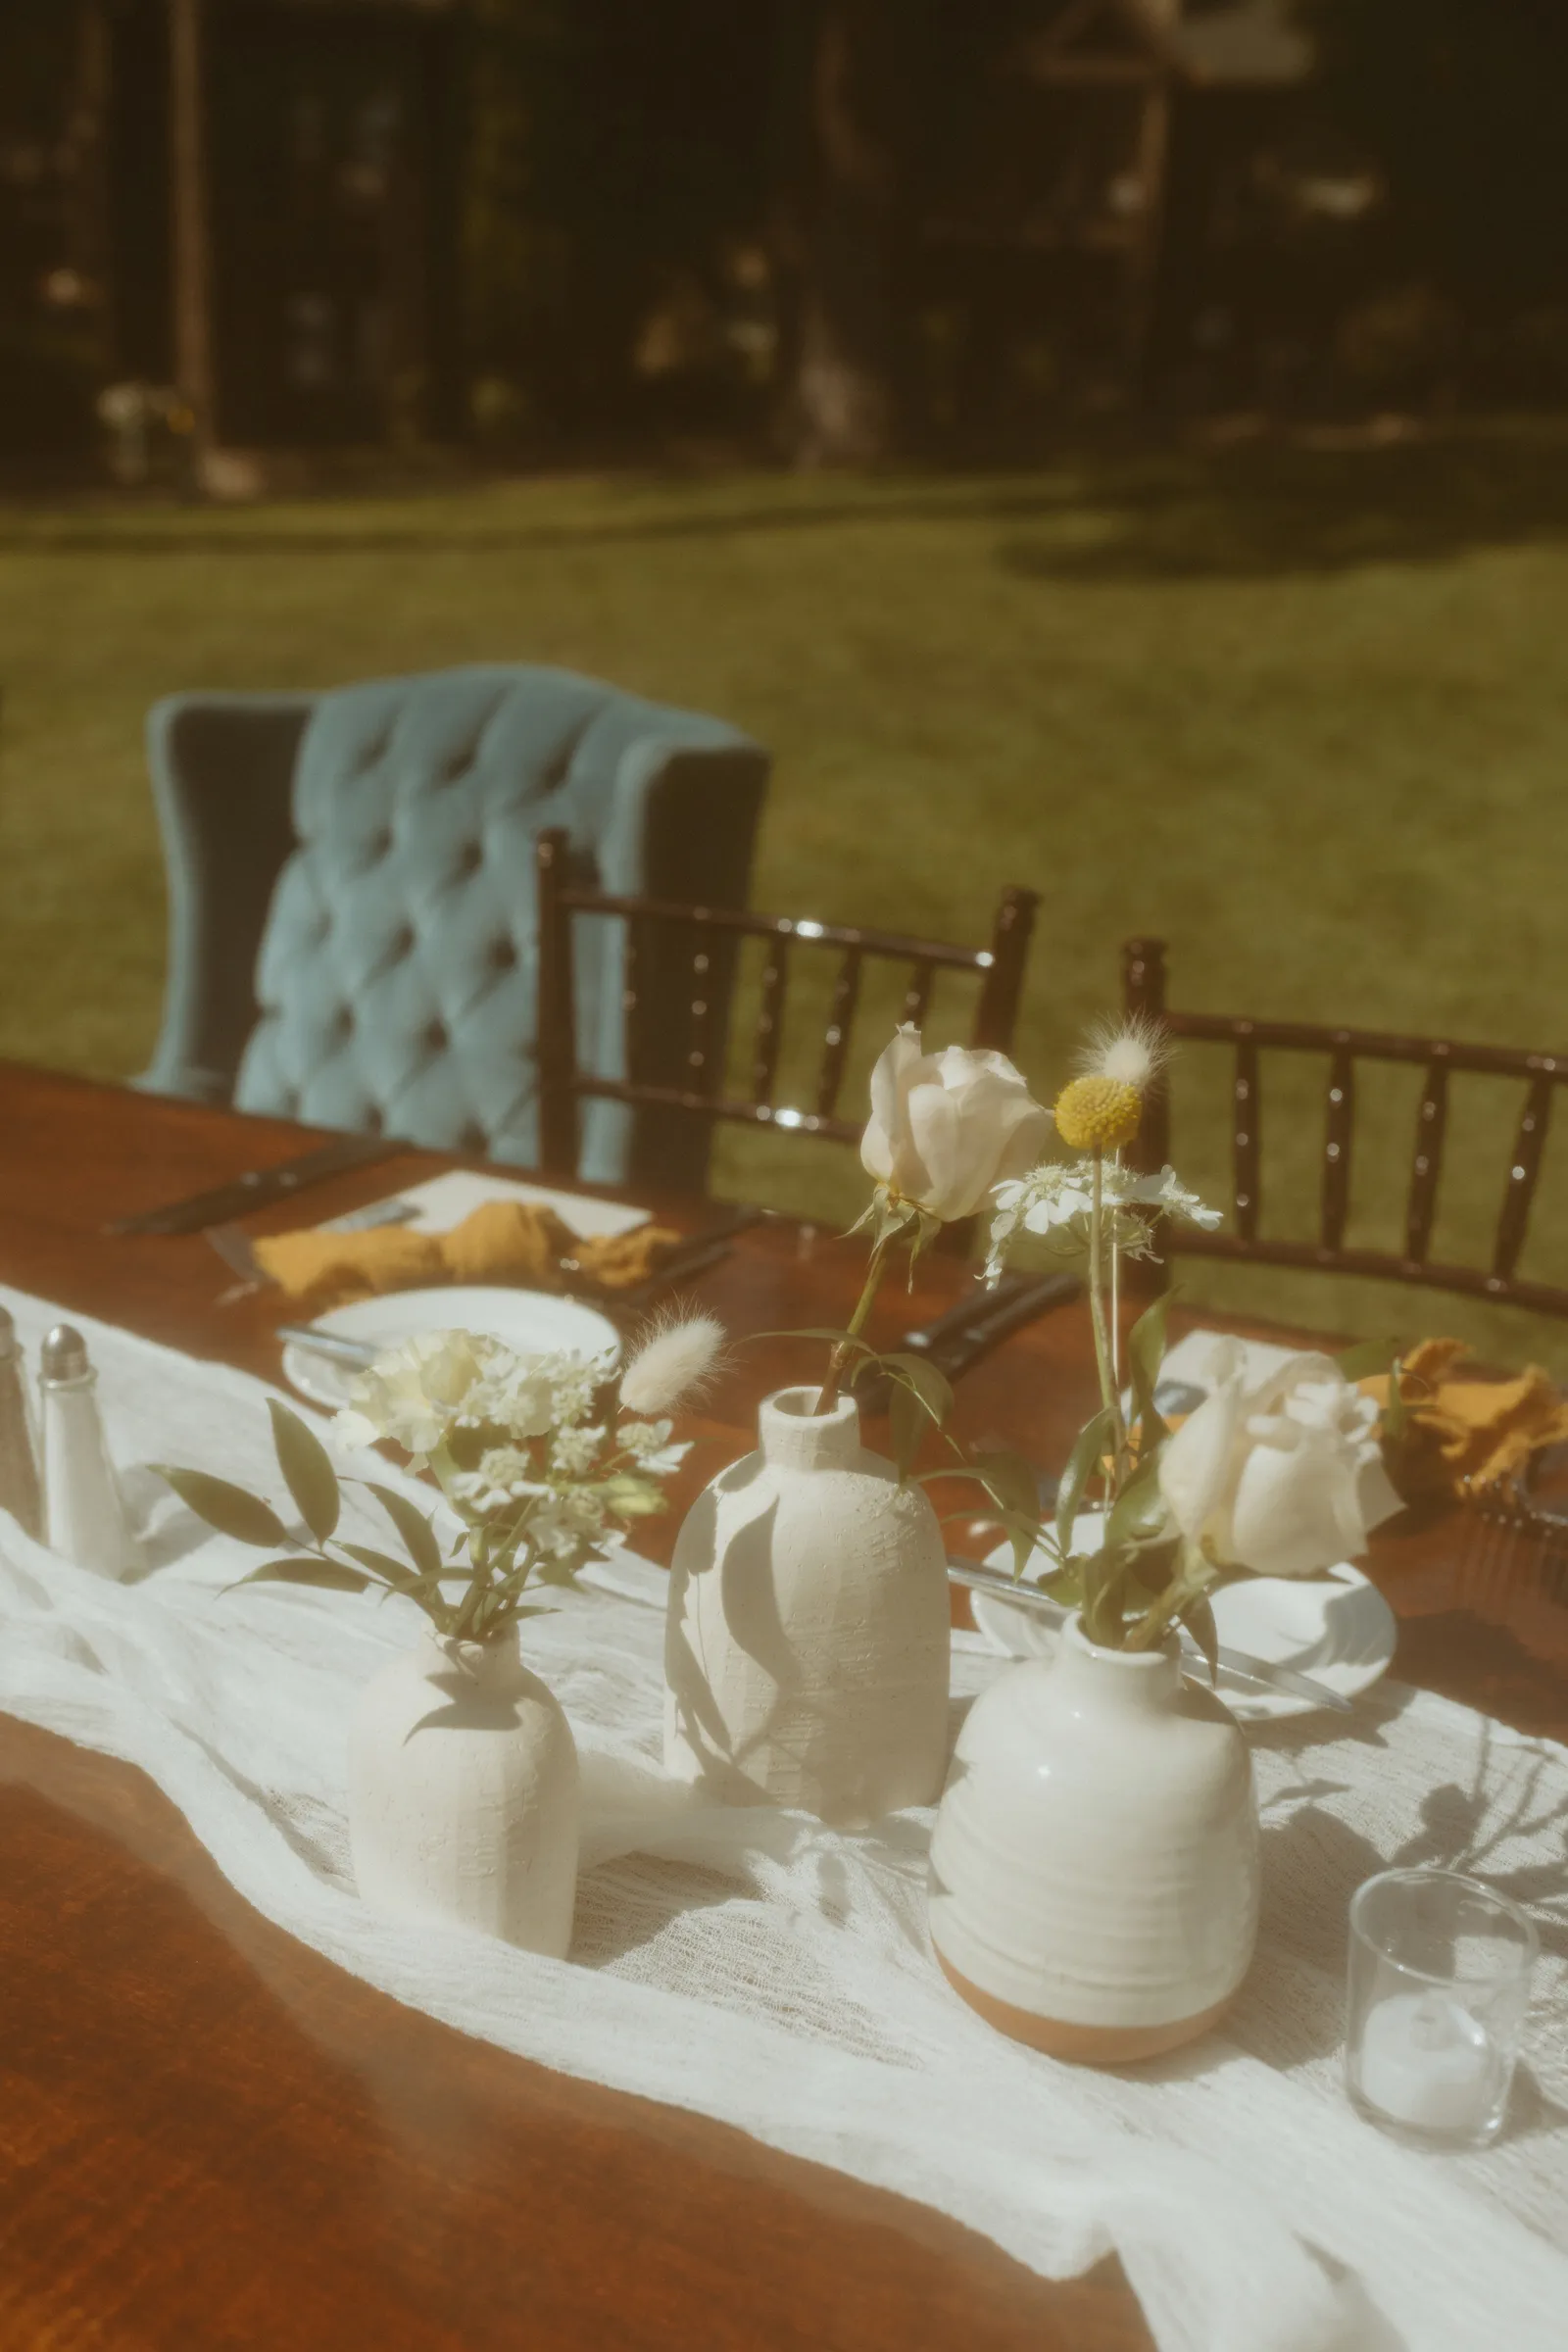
[142,665,768,1188]
[141,692,317,1105]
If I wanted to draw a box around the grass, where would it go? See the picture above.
[3,420,1567,1372]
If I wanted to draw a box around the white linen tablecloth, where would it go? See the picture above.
[2,1282,1565,2352]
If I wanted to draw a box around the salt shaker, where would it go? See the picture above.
[0,1306,43,1539]
[40,1324,143,1578]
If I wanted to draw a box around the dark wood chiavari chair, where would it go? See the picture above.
[1123,935,1568,1318]
[534,829,1039,1246]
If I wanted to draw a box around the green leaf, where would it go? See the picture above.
[755,1327,874,1352]
[236,1556,370,1593]
[1333,1336,1420,1444]
[887,1379,924,1480]
[883,1355,955,1479]
[362,1481,445,1581]
[267,1400,341,1544]
[1054,1408,1116,1558]
[878,1353,955,1428]
[1333,1336,1404,1384]
[1104,1454,1173,1553]
[154,1464,289,1548]
[967,1446,1043,1529]
[1126,1293,1170,1451]
[1080,1551,1130,1648]
[337,1542,419,1589]
[1182,1592,1219,1687]
[1036,1559,1085,1610]
[1130,1535,1181,1593]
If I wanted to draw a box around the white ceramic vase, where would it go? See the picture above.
[349,1625,580,1956]
[929,1616,1259,2061]
[663,1385,951,1823]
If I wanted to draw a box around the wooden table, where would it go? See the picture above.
[2,1063,1564,2352]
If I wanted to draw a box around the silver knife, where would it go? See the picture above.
[108,1132,399,1237]
[947,1557,1353,1713]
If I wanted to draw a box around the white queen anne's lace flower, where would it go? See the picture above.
[459,1345,604,1441]
[986,1157,1222,1282]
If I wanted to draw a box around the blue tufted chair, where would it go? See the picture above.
[139,664,769,1191]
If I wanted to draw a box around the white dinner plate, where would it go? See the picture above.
[281,1285,621,1413]
[969,1537,1396,1723]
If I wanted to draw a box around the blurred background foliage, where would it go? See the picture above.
[2,5,1567,1367]
[5,3,1568,472]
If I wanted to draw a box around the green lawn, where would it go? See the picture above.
[3,423,1567,1371]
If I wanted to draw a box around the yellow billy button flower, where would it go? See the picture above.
[1054,1073,1143,1152]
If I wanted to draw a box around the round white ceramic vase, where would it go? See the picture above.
[929,1616,1259,2061]
[663,1385,951,1822]
[349,1625,579,1956]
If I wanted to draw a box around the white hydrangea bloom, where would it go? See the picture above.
[618,1416,673,1457]
[618,1416,689,1476]
[529,1490,608,1558]
[333,1329,488,1460]
[550,1422,605,1478]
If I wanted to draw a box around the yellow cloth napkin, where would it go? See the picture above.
[254,1200,681,1309]
[1362,1337,1568,1498]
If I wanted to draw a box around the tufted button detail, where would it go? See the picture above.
[364,1104,385,1135]
[490,935,517,972]
[453,839,483,880]
[368,826,392,861]
[424,1018,449,1054]
[390,922,416,959]
[335,1005,355,1040]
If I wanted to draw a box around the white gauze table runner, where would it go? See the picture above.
[2,1283,1565,2352]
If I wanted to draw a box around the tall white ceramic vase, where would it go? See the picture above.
[929,1616,1258,2061]
[349,1626,579,1956]
[663,1386,951,1823]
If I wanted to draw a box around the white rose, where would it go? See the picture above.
[860,1026,1053,1223]
[1157,1346,1403,1580]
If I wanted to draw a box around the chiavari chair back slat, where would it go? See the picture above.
[816,950,864,1119]
[751,937,790,1106]
[1232,1034,1261,1243]
[536,830,1039,1242]
[1123,936,1568,1318]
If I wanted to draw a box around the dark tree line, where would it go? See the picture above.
[3,2,1568,464]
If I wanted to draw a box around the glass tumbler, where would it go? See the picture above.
[1346,1868,1538,2148]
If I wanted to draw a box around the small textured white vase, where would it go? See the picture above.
[349,1626,579,1956]
[663,1385,951,1822]
[929,1616,1258,2061]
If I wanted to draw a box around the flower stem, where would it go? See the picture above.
[1087,1152,1120,1444]
[1123,1561,1216,1653]
[817,1232,894,1413]
[1109,1149,1122,1392]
